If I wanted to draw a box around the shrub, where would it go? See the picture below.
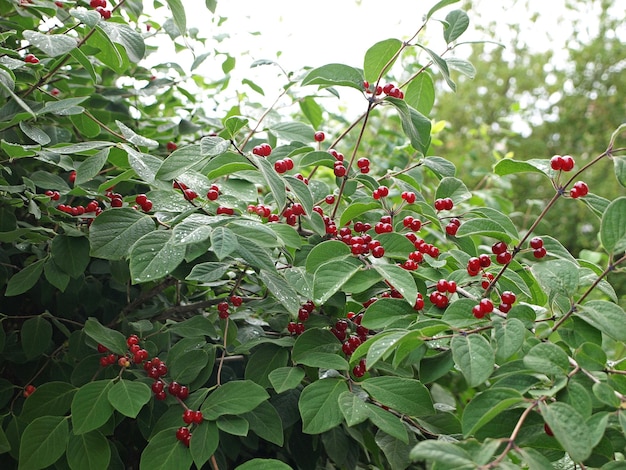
[0,1,625,469]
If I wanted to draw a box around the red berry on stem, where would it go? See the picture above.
[314,131,325,142]
[491,241,508,255]
[533,247,547,259]
[529,237,543,249]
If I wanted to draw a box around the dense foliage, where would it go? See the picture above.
[0,1,625,469]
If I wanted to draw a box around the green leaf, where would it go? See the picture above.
[493,158,550,177]
[435,176,472,202]
[539,401,594,462]
[531,259,580,299]
[363,38,402,83]
[169,348,210,383]
[306,240,351,273]
[20,122,50,145]
[140,429,192,470]
[20,382,76,422]
[271,121,314,143]
[210,226,238,260]
[268,367,305,394]
[600,197,626,254]
[451,334,494,387]
[313,257,362,305]
[245,344,289,388]
[89,208,155,260]
[405,73,435,115]
[50,235,90,278]
[371,263,417,306]
[243,401,284,446]
[217,415,248,436]
[5,258,44,296]
[18,416,69,470]
[446,58,476,79]
[98,23,145,63]
[75,149,108,185]
[361,377,433,417]
[66,431,111,470]
[172,214,213,245]
[292,328,347,370]
[363,330,418,369]
[301,63,364,91]
[365,404,408,443]
[461,388,524,436]
[235,459,292,470]
[416,45,455,91]
[71,380,115,435]
[129,230,186,283]
[256,156,286,210]
[362,298,417,329]
[223,116,249,139]
[21,316,52,360]
[614,157,626,188]
[574,342,607,371]
[515,448,554,470]
[299,96,323,128]
[443,10,469,43]
[84,318,128,355]
[523,342,570,376]
[69,48,98,82]
[234,236,277,272]
[426,0,460,19]
[386,98,431,155]
[592,382,620,408]
[575,300,626,342]
[200,136,230,156]
[203,152,256,179]
[410,440,474,466]
[107,379,151,418]
[123,145,163,184]
[186,262,230,282]
[23,30,77,57]
[338,391,370,427]
[494,318,526,361]
[376,430,416,470]
[165,0,186,35]
[299,378,348,434]
[189,420,218,470]
[156,144,205,181]
[201,380,269,420]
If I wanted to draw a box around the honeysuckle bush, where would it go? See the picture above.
[1,1,626,469]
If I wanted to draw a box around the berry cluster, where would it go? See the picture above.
[372,185,389,200]
[434,197,454,211]
[550,154,575,172]
[401,191,416,204]
[529,236,547,259]
[173,181,198,201]
[356,158,371,174]
[363,81,405,99]
[467,254,492,276]
[206,184,220,201]
[288,300,315,335]
[429,279,456,309]
[89,0,111,19]
[498,290,516,313]
[471,298,493,319]
[282,202,306,226]
[217,295,243,319]
[134,194,153,212]
[23,384,36,398]
[252,143,272,157]
[445,217,462,236]
[569,181,589,199]
[491,241,512,265]
[274,157,294,174]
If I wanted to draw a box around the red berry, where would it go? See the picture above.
[111,198,123,208]
[491,241,508,255]
[467,257,481,274]
[152,380,164,394]
[334,165,346,177]
[533,247,547,259]
[274,160,287,173]
[96,6,111,19]
[176,426,190,442]
[193,410,203,424]
[445,223,459,236]
[168,381,181,396]
[561,155,575,171]
[499,303,512,313]
[479,254,491,268]
[479,298,494,314]
[544,423,554,437]
[550,155,563,171]
[529,237,543,249]
[127,334,139,346]
[570,181,588,198]
[178,386,189,399]
[496,251,512,265]
[183,409,195,424]
[472,304,485,319]
[23,384,36,398]
[314,131,325,142]
[24,53,39,64]
[372,246,385,258]
[135,194,148,205]
[166,141,178,152]
[230,295,243,307]
[97,344,108,353]
[500,291,516,305]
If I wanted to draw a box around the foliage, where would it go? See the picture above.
[0,1,625,469]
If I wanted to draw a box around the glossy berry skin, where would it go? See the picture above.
[24,53,39,64]
[529,237,543,249]
[183,409,195,424]
[166,141,178,151]
[500,291,516,305]
[570,181,589,198]
[491,241,508,255]
[314,131,325,142]
[533,247,547,259]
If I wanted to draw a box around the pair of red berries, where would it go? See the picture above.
[550,155,575,171]
[434,197,454,211]
[252,143,272,157]
[274,157,294,174]
[530,236,547,259]
[356,158,371,174]
[135,194,153,212]
[372,185,389,200]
